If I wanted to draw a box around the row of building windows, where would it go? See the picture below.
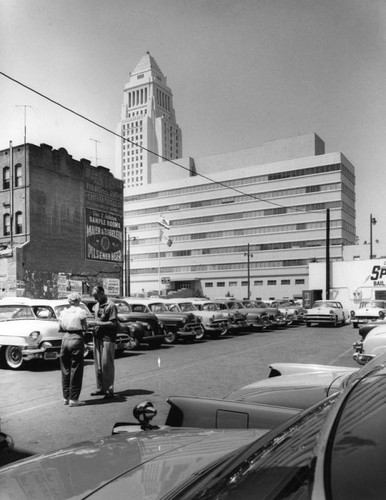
[3,165,23,190]
[2,212,23,235]
[126,182,342,219]
[130,238,344,261]
[131,258,342,275]
[125,163,349,203]
[135,219,346,246]
[127,88,148,108]
[204,278,306,288]
[156,88,171,111]
[129,200,343,232]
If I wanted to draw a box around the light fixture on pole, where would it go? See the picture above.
[125,228,137,297]
[370,213,377,260]
[244,243,253,299]
[157,216,172,296]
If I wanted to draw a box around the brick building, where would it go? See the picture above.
[0,142,123,298]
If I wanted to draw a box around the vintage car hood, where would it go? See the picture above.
[225,370,353,410]
[0,427,263,500]
[152,311,193,323]
[0,319,61,339]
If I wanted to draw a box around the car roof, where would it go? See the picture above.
[0,297,69,307]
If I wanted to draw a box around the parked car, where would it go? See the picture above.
[208,299,249,334]
[162,299,206,340]
[350,300,386,328]
[113,297,200,345]
[189,299,233,338]
[139,298,203,343]
[304,300,348,327]
[165,352,386,429]
[84,297,167,349]
[353,323,386,365]
[240,300,287,329]
[270,299,306,324]
[2,362,386,498]
[0,298,67,369]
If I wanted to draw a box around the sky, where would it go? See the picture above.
[1,0,385,243]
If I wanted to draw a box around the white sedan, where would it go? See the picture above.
[350,300,386,328]
[0,299,65,369]
[304,300,348,327]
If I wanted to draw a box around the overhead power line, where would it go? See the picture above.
[1,70,332,215]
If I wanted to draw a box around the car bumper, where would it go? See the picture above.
[351,317,379,325]
[22,344,61,361]
[352,340,375,365]
[304,315,335,324]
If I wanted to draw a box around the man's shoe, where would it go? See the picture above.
[63,399,69,405]
[90,391,105,396]
[69,400,86,407]
[103,393,115,400]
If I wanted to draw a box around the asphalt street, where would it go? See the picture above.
[0,323,359,464]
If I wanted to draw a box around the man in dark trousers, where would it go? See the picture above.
[90,285,118,399]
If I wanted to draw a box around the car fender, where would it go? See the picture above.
[268,362,356,377]
[165,396,299,429]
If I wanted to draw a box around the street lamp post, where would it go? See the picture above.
[244,243,253,300]
[370,214,377,260]
[124,228,137,297]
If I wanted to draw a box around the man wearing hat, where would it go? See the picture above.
[59,292,88,407]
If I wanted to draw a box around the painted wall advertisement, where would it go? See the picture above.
[85,208,123,262]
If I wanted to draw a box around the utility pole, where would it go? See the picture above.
[326,209,330,300]
[244,243,253,299]
[370,214,377,259]
[89,138,101,166]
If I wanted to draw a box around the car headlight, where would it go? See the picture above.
[329,310,334,314]
[379,311,385,319]
[29,331,40,342]
[350,310,355,317]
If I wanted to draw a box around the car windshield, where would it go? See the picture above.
[114,301,131,314]
[202,303,221,311]
[0,305,35,320]
[177,303,198,312]
[344,350,386,388]
[55,303,92,318]
[148,303,169,312]
[172,394,340,499]
[326,374,386,499]
[359,301,386,308]
[313,301,339,308]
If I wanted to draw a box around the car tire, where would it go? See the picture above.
[306,322,311,327]
[125,338,140,350]
[220,326,228,336]
[163,328,177,344]
[0,346,25,370]
[195,325,205,341]
[333,316,339,327]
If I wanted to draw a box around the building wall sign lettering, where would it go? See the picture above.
[103,278,120,296]
[85,208,123,262]
[370,264,386,286]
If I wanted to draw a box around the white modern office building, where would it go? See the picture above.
[117,52,182,188]
[124,133,356,300]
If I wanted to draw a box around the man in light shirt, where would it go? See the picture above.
[59,292,88,407]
